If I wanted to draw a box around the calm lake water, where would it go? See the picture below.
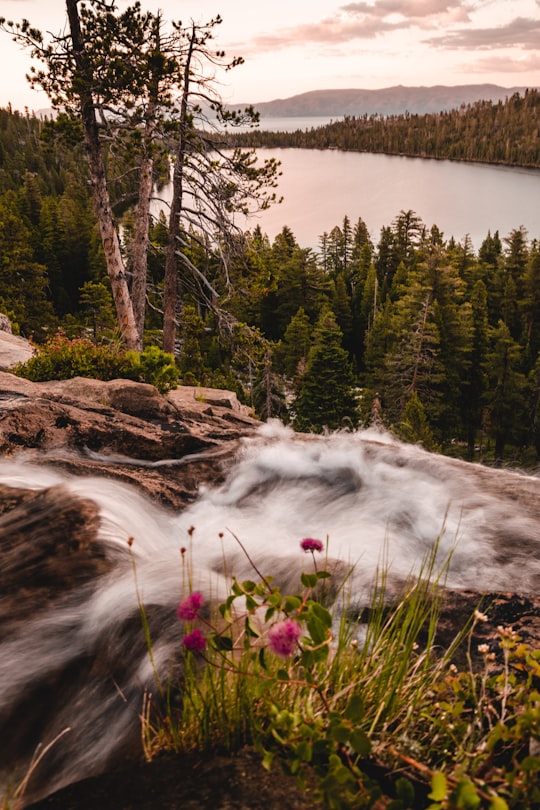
[155,142,540,253]
[237,148,540,251]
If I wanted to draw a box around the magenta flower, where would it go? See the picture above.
[177,591,204,621]
[182,628,207,653]
[268,619,302,658]
[300,537,324,553]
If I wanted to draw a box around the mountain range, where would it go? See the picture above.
[237,84,535,118]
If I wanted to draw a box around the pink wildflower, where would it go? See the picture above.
[268,619,302,658]
[300,537,324,553]
[182,628,207,653]
[177,591,204,621]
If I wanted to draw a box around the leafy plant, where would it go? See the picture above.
[13,332,179,392]
[136,533,539,809]
[123,345,179,393]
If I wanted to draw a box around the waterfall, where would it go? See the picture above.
[1,422,539,804]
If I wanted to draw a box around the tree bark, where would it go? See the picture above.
[131,19,163,345]
[65,0,140,351]
[162,25,196,355]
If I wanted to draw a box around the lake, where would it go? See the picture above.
[236,148,540,251]
[154,145,540,253]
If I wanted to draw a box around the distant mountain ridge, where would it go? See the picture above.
[238,84,535,118]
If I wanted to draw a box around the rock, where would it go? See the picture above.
[168,385,253,415]
[0,331,34,369]
[0,483,107,637]
[0,372,259,509]
[0,314,12,333]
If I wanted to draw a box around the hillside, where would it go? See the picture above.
[228,89,540,168]
[235,84,534,118]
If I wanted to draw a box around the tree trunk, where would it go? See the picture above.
[162,157,183,354]
[162,25,196,355]
[131,149,153,345]
[131,94,158,345]
[131,19,163,345]
[65,0,140,351]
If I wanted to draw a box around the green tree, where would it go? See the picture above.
[332,273,354,352]
[79,280,116,342]
[2,4,279,353]
[0,191,55,337]
[292,309,358,433]
[462,280,489,458]
[521,242,540,365]
[176,303,207,385]
[274,307,312,381]
[485,320,527,462]
[252,350,288,422]
[398,392,436,450]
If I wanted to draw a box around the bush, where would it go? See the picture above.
[13,333,179,393]
[123,345,180,393]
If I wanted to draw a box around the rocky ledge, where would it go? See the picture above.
[0,372,258,509]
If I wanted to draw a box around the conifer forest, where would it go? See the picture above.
[1,92,539,466]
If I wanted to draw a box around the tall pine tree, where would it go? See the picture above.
[293,309,358,433]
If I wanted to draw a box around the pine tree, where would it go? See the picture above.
[462,280,489,458]
[398,392,436,450]
[0,192,55,338]
[486,320,527,462]
[274,307,312,380]
[252,350,288,422]
[293,309,358,433]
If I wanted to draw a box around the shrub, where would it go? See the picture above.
[13,333,179,393]
[123,346,179,393]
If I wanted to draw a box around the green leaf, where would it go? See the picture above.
[330,723,350,744]
[309,601,333,628]
[454,778,481,809]
[277,668,289,681]
[241,579,257,593]
[395,776,415,805]
[245,615,261,638]
[296,740,312,762]
[489,797,509,810]
[428,772,447,802]
[232,580,243,596]
[267,591,282,608]
[307,615,328,646]
[261,747,274,771]
[349,729,371,756]
[301,572,318,588]
[521,755,540,773]
[344,694,364,723]
[284,595,302,613]
[211,635,233,651]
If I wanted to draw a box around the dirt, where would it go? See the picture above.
[26,748,320,810]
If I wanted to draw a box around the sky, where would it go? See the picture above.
[0,0,539,112]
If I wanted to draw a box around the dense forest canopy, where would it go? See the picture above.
[1,102,540,465]
[227,89,540,169]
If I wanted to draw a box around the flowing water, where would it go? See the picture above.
[1,423,539,802]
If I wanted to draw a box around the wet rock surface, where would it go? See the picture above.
[0,372,258,509]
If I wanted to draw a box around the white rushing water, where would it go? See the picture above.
[0,423,539,802]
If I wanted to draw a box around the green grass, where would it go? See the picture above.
[140,537,540,809]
